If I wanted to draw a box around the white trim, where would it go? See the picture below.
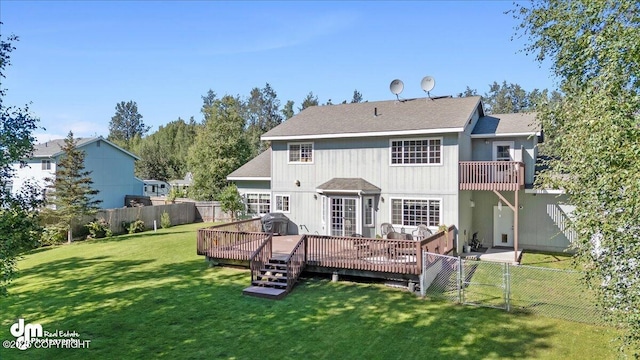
[492,141,515,161]
[525,188,565,194]
[243,191,271,216]
[363,196,375,227]
[316,189,380,195]
[389,137,443,166]
[287,142,314,164]
[274,194,291,213]
[262,127,464,141]
[471,132,541,138]
[227,176,271,181]
[389,196,443,230]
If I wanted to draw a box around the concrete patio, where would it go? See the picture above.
[461,247,522,264]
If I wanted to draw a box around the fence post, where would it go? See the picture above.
[420,250,426,298]
[504,262,511,312]
[457,256,463,304]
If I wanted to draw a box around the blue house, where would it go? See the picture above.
[10,136,143,209]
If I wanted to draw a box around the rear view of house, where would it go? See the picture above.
[228,95,573,257]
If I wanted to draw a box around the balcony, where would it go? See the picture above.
[459,161,524,191]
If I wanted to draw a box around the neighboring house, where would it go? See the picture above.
[168,172,193,195]
[143,179,170,197]
[10,136,143,209]
[228,96,574,254]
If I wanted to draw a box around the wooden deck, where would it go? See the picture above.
[459,161,525,191]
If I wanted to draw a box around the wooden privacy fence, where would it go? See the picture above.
[88,202,196,234]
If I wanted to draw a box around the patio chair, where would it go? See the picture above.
[412,224,433,241]
[380,223,396,238]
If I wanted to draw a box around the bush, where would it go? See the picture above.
[122,219,145,234]
[85,219,112,239]
[160,211,171,229]
[40,226,66,246]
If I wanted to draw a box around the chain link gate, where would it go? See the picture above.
[420,251,602,324]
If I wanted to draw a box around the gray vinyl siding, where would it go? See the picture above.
[471,191,573,252]
[471,137,537,185]
[270,135,460,236]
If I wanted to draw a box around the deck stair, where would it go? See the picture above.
[243,258,289,300]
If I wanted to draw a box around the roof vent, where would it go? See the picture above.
[374,107,378,117]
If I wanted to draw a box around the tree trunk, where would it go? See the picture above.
[67,229,73,244]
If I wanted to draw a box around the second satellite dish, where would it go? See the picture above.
[390,79,404,97]
[421,76,435,92]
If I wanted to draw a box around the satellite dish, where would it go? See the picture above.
[390,79,404,99]
[421,76,435,92]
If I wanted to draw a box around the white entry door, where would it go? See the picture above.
[493,206,514,247]
[330,198,357,236]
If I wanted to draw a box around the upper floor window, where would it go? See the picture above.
[41,160,51,170]
[275,194,290,213]
[390,138,441,165]
[391,198,441,227]
[288,142,313,163]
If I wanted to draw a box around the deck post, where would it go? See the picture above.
[416,241,423,274]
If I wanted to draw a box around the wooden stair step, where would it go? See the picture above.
[260,268,287,274]
[243,286,287,300]
[257,274,288,281]
[252,280,288,288]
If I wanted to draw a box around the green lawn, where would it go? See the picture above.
[0,224,620,359]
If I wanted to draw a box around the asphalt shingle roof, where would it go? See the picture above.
[316,178,381,194]
[227,148,271,179]
[472,113,539,136]
[262,96,482,140]
[32,137,97,157]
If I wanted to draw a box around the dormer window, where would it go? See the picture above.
[288,142,313,163]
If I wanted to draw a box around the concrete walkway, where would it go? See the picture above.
[462,247,522,264]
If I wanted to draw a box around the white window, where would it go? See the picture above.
[288,142,313,163]
[275,194,290,213]
[246,193,270,215]
[321,195,327,224]
[41,160,51,170]
[390,138,442,165]
[363,196,374,226]
[391,198,441,227]
[493,141,515,161]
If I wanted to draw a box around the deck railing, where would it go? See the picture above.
[197,229,270,260]
[200,217,263,233]
[416,225,455,271]
[285,236,307,292]
[459,161,524,191]
[249,235,273,284]
[305,235,422,275]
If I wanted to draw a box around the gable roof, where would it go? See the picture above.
[471,113,540,138]
[31,136,140,160]
[262,96,482,141]
[227,148,271,181]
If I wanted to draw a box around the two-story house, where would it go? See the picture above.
[228,96,573,255]
[10,136,144,209]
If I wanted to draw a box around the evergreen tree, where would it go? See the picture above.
[46,131,102,243]
[299,92,319,111]
[282,100,295,120]
[108,100,150,149]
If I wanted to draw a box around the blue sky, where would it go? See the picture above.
[2,1,556,143]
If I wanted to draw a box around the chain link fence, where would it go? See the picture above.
[420,252,602,324]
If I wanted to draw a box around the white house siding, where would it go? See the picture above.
[9,159,56,197]
[471,191,573,252]
[270,134,460,237]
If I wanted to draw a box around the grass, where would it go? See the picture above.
[519,251,577,270]
[0,223,621,359]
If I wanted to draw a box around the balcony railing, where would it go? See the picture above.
[459,161,524,191]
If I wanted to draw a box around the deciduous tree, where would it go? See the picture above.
[0,28,43,296]
[187,95,250,200]
[515,0,640,354]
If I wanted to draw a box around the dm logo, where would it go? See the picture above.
[10,319,43,350]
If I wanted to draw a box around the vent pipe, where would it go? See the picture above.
[374,107,378,117]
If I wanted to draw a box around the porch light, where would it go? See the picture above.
[470,200,475,208]
[498,200,503,212]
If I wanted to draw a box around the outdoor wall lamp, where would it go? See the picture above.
[498,200,503,212]
[470,200,475,208]
[295,180,300,187]
[313,194,317,200]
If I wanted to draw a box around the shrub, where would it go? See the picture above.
[122,219,145,234]
[85,219,112,239]
[40,226,66,246]
[160,211,171,229]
